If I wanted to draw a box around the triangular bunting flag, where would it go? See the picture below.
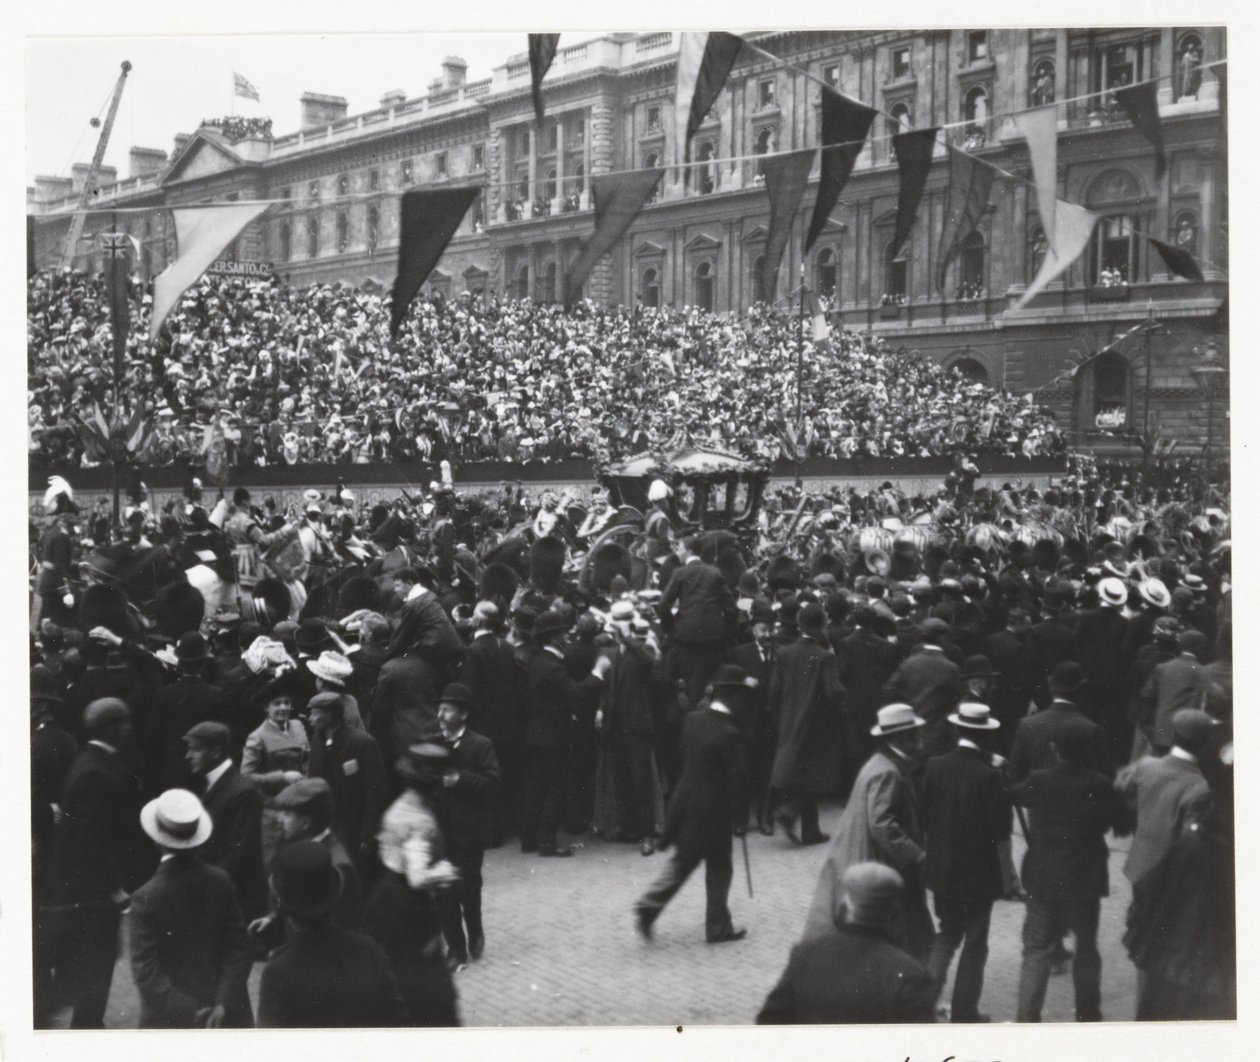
[1015,199,1097,309]
[150,203,269,338]
[1149,236,1205,282]
[890,128,938,260]
[803,286,831,351]
[564,169,665,309]
[806,88,877,251]
[675,32,743,166]
[760,150,816,303]
[1113,81,1166,181]
[935,147,995,295]
[1013,106,1059,254]
[390,187,480,337]
[528,34,561,128]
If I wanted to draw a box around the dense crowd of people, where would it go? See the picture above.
[28,268,1067,473]
[28,458,1231,1027]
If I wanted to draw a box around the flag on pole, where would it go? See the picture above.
[233,72,260,101]
[1148,237,1205,282]
[390,187,480,337]
[1015,199,1098,309]
[101,231,131,379]
[805,88,877,251]
[1113,80,1165,181]
[528,34,561,128]
[1013,105,1059,253]
[149,203,269,338]
[935,147,995,295]
[760,149,816,303]
[674,32,743,166]
[563,169,665,309]
[889,128,938,261]
[803,286,831,351]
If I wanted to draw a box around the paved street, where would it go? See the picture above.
[54,798,1137,1029]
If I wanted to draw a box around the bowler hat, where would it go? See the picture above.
[798,602,827,634]
[870,703,926,736]
[184,721,232,749]
[709,664,759,690]
[396,740,454,785]
[140,788,213,850]
[1049,660,1086,695]
[296,618,332,654]
[962,655,998,680]
[439,682,473,707]
[30,664,63,705]
[532,610,570,639]
[175,631,209,663]
[948,702,1000,730]
[1172,709,1213,752]
[271,840,343,917]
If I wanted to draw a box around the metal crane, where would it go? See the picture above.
[59,60,132,270]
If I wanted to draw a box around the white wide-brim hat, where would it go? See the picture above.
[871,702,927,736]
[948,702,1001,730]
[140,788,213,849]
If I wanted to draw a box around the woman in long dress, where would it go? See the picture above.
[241,669,310,872]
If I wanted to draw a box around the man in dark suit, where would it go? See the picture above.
[459,601,528,844]
[769,603,845,845]
[386,566,464,683]
[983,607,1037,739]
[1012,726,1125,1022]
[1008,661,1112,783]
[371,645,440,790]
[730,602,777,835]
[40,698,151,1028]
[1075,577,1132,756]
[922,702,1011,1023]
[128,789,254,1028]
[520,610,608,856]
[1026,586,1079,709]
[184,721,268,921]
[757,862,935,1024]
[308,691,389,879]
[258,842,406,1028]
[884,622,963,757]
[838,604,899,792]
[434,683,501,967]
[635,664,753,944]
[657,536,738,705]
[152,632,230,793]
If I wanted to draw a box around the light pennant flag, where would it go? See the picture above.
[149,203,269,338]
[1015,199,1098,310]
[1013,105,1059,255]
[674,32,743,166]
[233,72,260,101]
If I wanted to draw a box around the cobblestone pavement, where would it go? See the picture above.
[63,798,1136,1029]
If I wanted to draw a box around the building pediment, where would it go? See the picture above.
[162,131,249,185]
[634,240,667,258]
[684,233,721,252]
[740,226,769,244]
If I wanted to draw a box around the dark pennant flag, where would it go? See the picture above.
[529,34,561,128]
[805,88,877,252]
[563,169,665,310]
[390,187,480,337]
[760,150,816,303]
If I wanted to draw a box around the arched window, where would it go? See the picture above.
[306,216,319,258]
[952,357,989,386]
[1176,33,1204,100]
[884,240,907,301]
[1030,59,1056,106]
[754,128,774,181]
[543,169,557,201]
[337,174,349,197]
[752,254,768,305]
[1172,210,1199,257]
[963,86,988,148]
[694,260,715,311]
[698,141,717,195]
[1028,225,1048,280]
[1091,214,1139,286]
[958,231,986,300]
[540,262,558,303]
[336,212,349,254]
[514,263,530,301]
[1086,169,1147,286]
[1092,350,1131,429]
[887,102,911,161]
[643,154,660,201]
[367,206,379,258]
[816,247,838,298]
[641,267,660,308]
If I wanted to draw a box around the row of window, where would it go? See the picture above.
[278,146,487,204]
[274,197,487,260]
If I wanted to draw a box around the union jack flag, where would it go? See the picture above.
[100,231,129,258]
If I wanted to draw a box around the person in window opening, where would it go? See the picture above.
[1179,41,1202,100]
[1032,69,1055,107]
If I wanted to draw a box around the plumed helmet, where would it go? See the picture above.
[715,545,746,590]
[153,580,207,640]
[336,574,381,616]
[587,541,630,592]
[529,535,567,595]
[79,582,140,639]
[250,577,293,628]
[647,479,672,502]
[766,554,801,592]
[479,561,519,603]
[43,475,78,516]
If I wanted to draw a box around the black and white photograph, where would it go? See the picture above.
[11,3,1248,1055]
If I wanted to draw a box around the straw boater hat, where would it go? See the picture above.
[948,702,1001,730]
[307,650,353,686]
[1097,576,1128,608]
[1137,577,1171,610]
[870,703,926,737]
[140,788,213,850]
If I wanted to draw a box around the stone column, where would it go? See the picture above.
[586,99,617,303]
[527,127,537,218]
[490,126,506,224]
[583,109,592,206]
[1158,28,1175,105]
[1054,30,1068,110]
[555,117,566,213]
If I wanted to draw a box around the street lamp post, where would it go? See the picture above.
[1190,340,1227,483]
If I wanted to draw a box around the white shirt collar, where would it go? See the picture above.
[957,737,980,751]
[88,738,118,755]
[544,644,565,659]
[205,758,233,789]
[473,628,495,639]
[1169,746,1197,763]
[708,699,732,716]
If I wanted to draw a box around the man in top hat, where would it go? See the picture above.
[758,862,935,1024]
[769,603,845,847]
[184,721,268,921]
[1009,662,1111,783]
[520,610,609,857]
[922,702,1011,1022]
[308,691,389,878]
[150,632,230,793]
[1119,708,1213,890]
[731,600,778,835]
[1026,583,1080,709]
[884,620,963,758]
[656,534,739,707]
[372,634,441,786]
[802,703,933,960]
[1011,726,1126,1023]
[1135,630,1210,757]
[635,664,753,944]
[984,607,1037,736]
[41,698,151,1028]
[434,683,501,967]
[1075,576,1132,755]
[128,789,253,1028]
[460,599,529,845]
[258,841,405,1028]
[838,605,900,793]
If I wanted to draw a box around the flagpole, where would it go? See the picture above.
[111,210,123,526]
[796,261,805,489]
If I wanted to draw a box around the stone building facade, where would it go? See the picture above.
[29,28,1228,456]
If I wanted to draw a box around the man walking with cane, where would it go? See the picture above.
[635,665,754,944]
